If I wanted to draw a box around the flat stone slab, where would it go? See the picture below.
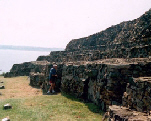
[3,104,12,110]
[109,105,151,121]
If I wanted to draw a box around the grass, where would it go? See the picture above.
[0,76,104,121]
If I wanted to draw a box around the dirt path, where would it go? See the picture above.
[0,76,42,99]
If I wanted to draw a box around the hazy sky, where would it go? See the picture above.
[0,0,150,48]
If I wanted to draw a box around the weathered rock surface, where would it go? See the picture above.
[31,9,151,64]
[36,55,50,61]
[61,59,151,111]
[4,61,50,78]
[123,77,151,112]
[66,9,151,53]
[6,9,151,76]
[109,105,150,121]
[29,72,45,86]
[29,63,63,92]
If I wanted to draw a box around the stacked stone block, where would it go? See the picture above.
[122,77,151,112]
[61,60,151,111]
[4,61,50,78]
[46,43,151,63]
[29,72,45,86]
[108,105,151,121]
[29,63,63,92]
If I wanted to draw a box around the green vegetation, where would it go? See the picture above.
[0,95,104,121]
[0,76,104,121]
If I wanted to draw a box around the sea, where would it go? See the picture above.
[0,49,50,74]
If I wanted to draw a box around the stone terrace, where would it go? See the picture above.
[4,9,151,121]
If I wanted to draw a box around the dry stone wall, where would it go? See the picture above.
[7,9,151,77]
[61,59,151,111]
[4,61,50,78]
[46,39,151,63]
[34,10,151,63]
[36,55,50,61]
[108,105,151,121]
[29,63,63,92]
[123,77,151,112]
[29,72,45,86]
[65,9,151,52]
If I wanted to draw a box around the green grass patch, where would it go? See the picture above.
[0,94,104,121]
[0,76,104,121]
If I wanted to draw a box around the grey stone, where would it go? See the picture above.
[0,86,5,89]
[2,116,10,121]
[3,104,12,110]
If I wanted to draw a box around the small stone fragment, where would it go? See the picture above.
[0,85,5,89]
[3,104,12,110]
[2,116,10,121]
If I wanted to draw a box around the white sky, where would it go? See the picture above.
[0,0,150,48]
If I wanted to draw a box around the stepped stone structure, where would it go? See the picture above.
[4,61,50,77]
[36,55,50,61]
[4,9,151,120]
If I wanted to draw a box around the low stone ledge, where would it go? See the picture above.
[29,72,45,86]
[109,105,150,121]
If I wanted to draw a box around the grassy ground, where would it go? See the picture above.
[0,76,104,121]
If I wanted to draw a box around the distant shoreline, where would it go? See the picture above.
[0,45,64,52]
[0,49,51,74]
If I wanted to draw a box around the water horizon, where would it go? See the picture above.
[0,49,50,74]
